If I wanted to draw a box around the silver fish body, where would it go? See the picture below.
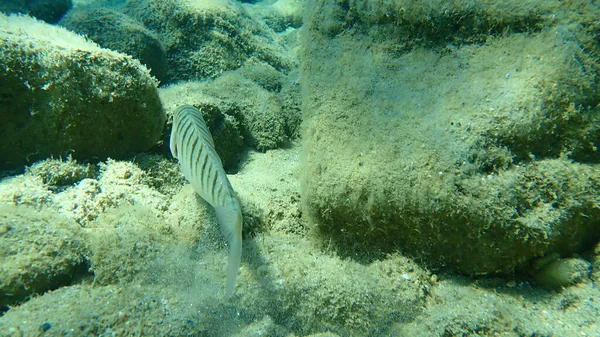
[170,104,242,297]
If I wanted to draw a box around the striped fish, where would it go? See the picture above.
[170,104,243,297]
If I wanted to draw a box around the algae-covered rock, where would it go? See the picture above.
[238,61,285,93]
[132,152,186,196]
[242,0,305,34]
[0,174,53,208]
[159,67,301,164]
[71,0,124,8]
[0,13,165,170]
[0,284,235,336]
[239,235,428,336]
[123,0,295,82]
[279,69,302,140]
[260,0,305,33]
[532,254,592,288]
[162,185,220,244]
[204,70,291,151]
[53,159,169,226]
[0,205,86,309]
[0,0,72,23]
[26,156,98,190]
[59,7,168,83]
[301,0,600,274]
[229,147,304,236]
[229,315,290,337]
[84,208,168,285]
[392,277,600,337]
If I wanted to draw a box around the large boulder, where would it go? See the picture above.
[202,66,301,151]
[158,65,302,169]
[0,205,86,309]
[245,0,305,33]
[59,7,168,83]
[300,0,600,275]
[0,0,72,23]
[0,14,165,170]
[123,0,296,82]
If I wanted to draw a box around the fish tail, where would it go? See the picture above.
[215,206,243,297]
[225,233,242,297]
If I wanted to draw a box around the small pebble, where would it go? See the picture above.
[39,322,51,332]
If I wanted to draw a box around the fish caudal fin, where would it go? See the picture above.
[215,206,242,297]
[225,233,242,297]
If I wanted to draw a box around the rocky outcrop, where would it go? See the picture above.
[300,0,600,275]
[0,14,165,170]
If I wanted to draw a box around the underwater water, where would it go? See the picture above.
[1,0,600,336]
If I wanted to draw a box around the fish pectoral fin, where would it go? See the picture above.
[169,131,178,158]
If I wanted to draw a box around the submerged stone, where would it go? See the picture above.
[300,0,600,275]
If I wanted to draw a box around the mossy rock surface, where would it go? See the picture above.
[0,14,165,170]
[0,205,86,309]
[0,0,72,23]
[59,7,168,83]
[204,70,291,151]
[158,70,302,169]
[123,0,295,82]
[301,0,600,274]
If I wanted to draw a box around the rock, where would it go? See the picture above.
[158,66,301,164]
[303,333,340,337]
[131,152,186,196]
[238,61,285,93]
[228,147,303,236]
[26,156,98,191]
[279,69,302,140]
[0,284,232,336]
[300,0,600,275]
[0,205,86,309]
[239,235,428,336]
[123,0,295,82]
[533,254,592,288]
[84,209,167,285]
[392,276,600,337]
[204,70,291,151]
[230,315,290,337]
[0,13,165,170]
[59,7,168,83]
[52,159,169,226]
[0,0,72,23]
[0,174,54,208]
[247,0,304,33]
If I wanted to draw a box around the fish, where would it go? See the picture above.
[170,104,243,297]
